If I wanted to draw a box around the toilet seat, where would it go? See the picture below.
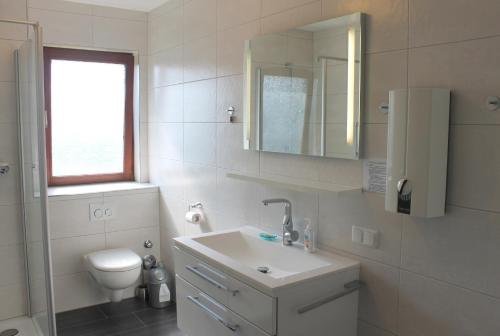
[85,248,142,272]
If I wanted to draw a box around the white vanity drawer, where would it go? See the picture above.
[174,247,276,335]
[177,275,270,336]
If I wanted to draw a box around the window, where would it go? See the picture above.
[44,47,134,186]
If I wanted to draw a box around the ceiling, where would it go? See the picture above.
[63,0,170,12]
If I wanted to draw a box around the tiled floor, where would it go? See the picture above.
[56,298,182,336]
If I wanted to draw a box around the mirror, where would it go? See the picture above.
[243,13,364,159]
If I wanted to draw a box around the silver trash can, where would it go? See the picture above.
[147,266,171,309]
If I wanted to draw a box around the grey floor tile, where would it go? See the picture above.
[116,319,183,336]
[56,306,107,330]
[57,314,144,336]
[134,304,177,326]
[98,298,150,317]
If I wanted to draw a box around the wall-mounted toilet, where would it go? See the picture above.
[84,248,142,302]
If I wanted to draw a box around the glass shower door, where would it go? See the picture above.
[16,25,57,336]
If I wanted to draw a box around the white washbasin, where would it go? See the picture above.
[174,226,359,292]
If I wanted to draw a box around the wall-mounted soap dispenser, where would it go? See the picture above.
[385,88,450,218]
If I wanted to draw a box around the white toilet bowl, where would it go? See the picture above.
[84,248,142,302]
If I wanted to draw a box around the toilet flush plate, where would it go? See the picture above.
[89,203,116,221]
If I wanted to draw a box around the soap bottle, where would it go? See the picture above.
[303,219,316,253]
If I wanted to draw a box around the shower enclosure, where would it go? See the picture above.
[1,19,57,335]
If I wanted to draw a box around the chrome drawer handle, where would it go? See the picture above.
[187,296,239,332]
[185,265,239,295]
[297,280,364,315]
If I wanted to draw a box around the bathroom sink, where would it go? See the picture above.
[174,226,359,292]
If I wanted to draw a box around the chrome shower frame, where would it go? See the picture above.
[1,18,57,336]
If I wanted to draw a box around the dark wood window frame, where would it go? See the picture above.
[44,47,134,186]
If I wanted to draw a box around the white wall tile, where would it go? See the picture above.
[150,84,184,123]
[399,271,500,336]
[261,1,322,35]
[318,192,403,266]
[91,5,147,21]
[183,35,216,82]
[216,123,259,174]
[151,46,184,87]
[183,123,216,165]
[28,0,92,14]
[0,122,19,165]
[106,226,161,259]
[447,125,500,212]
[183,79,216,122]
[216,0,261,31]
[216,75,243,123]
[148,123,184,160]
[50,234,105,276]
[409,0,500,47]
[182,0,216,42]
[260,152,319,180]
[216,20,260,77]
[402,205,500,298]
[104,192,159,232]
[53,273,106,313]
[357,257,399,333]
[0,244,25,287]
[0,82,17,124]
[183,162,217,209]
[364,50,407,124]
[215,168,261,226]
[408,37,500,125]
[149,5,182,53]
[28,8,93,47]
[262,0,316,17]
[49,197,105,239]
[0,166,20,205]
[0,205,23,246]
[93,16,147,53]
[0,40,23,82]
[317,158,363,187]
[149,157,185,200]
[322,0,408,53]
[0,285,26,320]
[0,0,27,40]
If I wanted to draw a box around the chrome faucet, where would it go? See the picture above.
[262,198,299,246]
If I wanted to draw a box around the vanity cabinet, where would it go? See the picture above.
[174,246,359,336]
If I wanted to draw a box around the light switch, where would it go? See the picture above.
[352,225,379,248]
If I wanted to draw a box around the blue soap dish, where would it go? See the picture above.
[259,232,278,241]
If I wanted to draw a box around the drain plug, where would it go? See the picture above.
[0,330,19,336]
[257,266,270,274]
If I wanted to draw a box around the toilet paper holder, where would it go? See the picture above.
[188,202,203,211]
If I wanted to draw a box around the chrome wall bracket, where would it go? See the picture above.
[0,163,10,176]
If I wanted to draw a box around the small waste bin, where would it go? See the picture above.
[147,265,171,309]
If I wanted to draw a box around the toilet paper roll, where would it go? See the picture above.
[185,211,201,224]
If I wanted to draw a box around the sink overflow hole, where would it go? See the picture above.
[257,266,270,274]
[0,330,19,336]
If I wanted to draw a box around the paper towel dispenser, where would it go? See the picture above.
[385,88,450,218]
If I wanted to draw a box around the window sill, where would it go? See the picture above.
[48,182,158,200]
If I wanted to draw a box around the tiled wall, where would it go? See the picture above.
[0,0,30,321]
[0,0,150,319]
[147,1,500,335]
[48,187,160,313]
